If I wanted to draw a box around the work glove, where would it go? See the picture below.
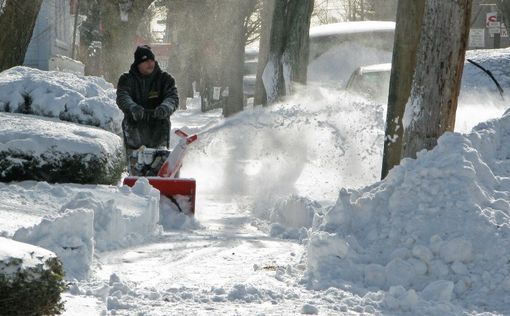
[131,105,145,121]
[153,105,171,119]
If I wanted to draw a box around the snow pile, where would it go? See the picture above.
[0,66,122,134]
[0,113,121,157]
[0,179,161,279]
[268,195,320,240]
[0,237,56,278]
[0,112,124,184]
[305,111,510,313]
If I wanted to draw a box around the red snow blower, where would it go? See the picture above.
[123,129,198,214]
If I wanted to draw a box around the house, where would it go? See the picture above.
[24,0,84,74]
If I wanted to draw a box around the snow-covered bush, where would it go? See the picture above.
[0,238,66,315]
[0,66,122,134]
[0,113,125,185]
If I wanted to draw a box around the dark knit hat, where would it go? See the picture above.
[134,45,155,66]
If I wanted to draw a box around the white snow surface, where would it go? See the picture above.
[1,57,510,314]
[0,66,122,134]
[0,237,56,277]
[0,112,122,157]
[309,21,395,38]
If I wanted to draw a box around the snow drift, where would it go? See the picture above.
[305,110,510,313]
[0,179,161,279]
[0,112,124,185]
[0,66,122,134]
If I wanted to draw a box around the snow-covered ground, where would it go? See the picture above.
[1,54,510,315]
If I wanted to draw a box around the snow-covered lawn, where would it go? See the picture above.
[1,62,510,315]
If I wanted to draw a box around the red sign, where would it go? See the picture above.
[487,12,498,27]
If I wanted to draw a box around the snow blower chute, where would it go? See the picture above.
[123,129,198,214]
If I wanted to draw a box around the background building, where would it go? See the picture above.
[24,0,83,74]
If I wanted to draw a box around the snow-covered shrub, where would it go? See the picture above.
[0,113,125,185]
[0,238,67,315]
[0,66,122,134]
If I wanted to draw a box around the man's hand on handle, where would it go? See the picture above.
[154,105,172,119]
[131,105,145,121]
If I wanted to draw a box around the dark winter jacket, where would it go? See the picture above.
[116,62,179,150]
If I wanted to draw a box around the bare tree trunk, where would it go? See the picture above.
[222,1,258,117]
[381,0,425,179]
[99,0,154,85]
[256,0,314,104]
[165,0,203,102]
[401,0,472,159]
[166,1,255,115]
[498,0,510,34]
[0,0,43,71]
[254,0,275,106]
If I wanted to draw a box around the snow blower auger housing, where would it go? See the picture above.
[123,129,198,215]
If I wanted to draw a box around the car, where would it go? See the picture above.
[242,21,397,102]
[345,48,510,104]
[307,21,395,86]
[345,63,391,102]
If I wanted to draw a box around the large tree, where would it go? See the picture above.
[498,0,510,31]
[381,0,425,179]
[401,0,472,159]
[166,0,256,115]
[98,0,154,84]
[255,0,315,105]
[0,0,43,71]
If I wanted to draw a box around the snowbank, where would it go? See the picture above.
[305,110,510,313]
[0,66,122,134]
[0,179,161,279]
[0,112,124,184]
[0,237,56,277]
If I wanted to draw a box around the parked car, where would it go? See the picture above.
[307,21,395,86]
[345,63,391,102]
[345,48,510,103]
[242,21,397,101]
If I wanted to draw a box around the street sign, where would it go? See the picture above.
[486,12,498,27]
[469,28,485,48]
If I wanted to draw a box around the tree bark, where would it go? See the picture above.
[256,0,314,105]
[381,0,425,179]
[498,0,510,34]
[99,0,154,85]
[0,0,43,72]
[254,0,275,106]
[401,0,472,159]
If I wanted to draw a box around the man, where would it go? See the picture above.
[116,45,179,167]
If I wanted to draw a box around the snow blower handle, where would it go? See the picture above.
[175,129,198,145]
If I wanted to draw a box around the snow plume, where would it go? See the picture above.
[181,87,386,232]
[305,110,510,313]
[184,87,385,199]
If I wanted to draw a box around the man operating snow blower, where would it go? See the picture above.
[117,45,197,215]
[116,45,179,175]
